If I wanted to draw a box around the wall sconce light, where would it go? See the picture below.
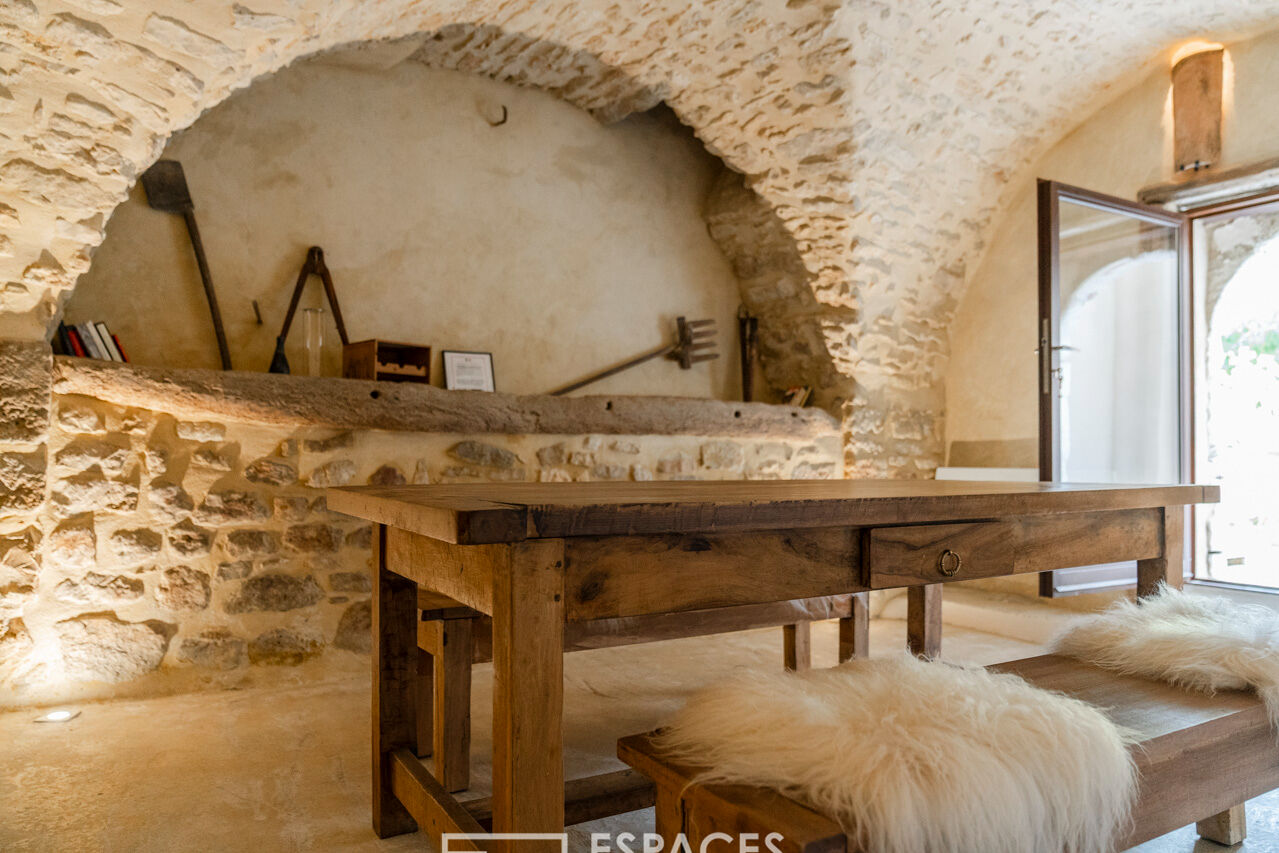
[1171,43,1225,173]
[33,709,79,723]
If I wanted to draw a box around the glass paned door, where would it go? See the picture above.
[1191,200,1279,588]
[1038,181,1190,596]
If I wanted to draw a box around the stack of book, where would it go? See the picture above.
[54,321,129,362]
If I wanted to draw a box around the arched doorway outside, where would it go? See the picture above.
[1200,232,1279,584]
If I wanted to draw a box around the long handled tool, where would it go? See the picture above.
[738,305,758,402]
[549,316,717,396]
[140,160,232,370]
[268,246,350,374]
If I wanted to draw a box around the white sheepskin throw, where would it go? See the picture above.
[657,655,1135,853]
[1052,585,1279,725]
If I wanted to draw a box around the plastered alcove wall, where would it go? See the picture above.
[68,55,746,400]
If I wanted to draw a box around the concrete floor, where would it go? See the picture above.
[0,599,1264,852]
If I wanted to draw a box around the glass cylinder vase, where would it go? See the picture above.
[303,307,325,377]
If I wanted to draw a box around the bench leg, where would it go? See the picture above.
[838,592,870,662]
[907,584,942,659]
[654,786,683,844]
[783,622,812,671]
[432,617,473,793]
[1198,805,1246,846]
[415,648,434,759]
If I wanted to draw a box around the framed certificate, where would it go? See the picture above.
[442,350,496,391]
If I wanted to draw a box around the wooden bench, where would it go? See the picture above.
[416,588,873,796]
[619,654,1275,851]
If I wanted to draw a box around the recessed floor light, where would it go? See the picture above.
[34,709,79,723]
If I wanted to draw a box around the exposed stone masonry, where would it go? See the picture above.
[408,24,665,125]
[5,0,1279,704]
[4,1,1275,475]
[0,357,839,707]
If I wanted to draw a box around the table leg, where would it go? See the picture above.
[907,584,942,659]
[838,592,870,662]
[433,617,473,793]
[491,539,566,848]
[1138,505,1185,597]
[372,524,418,838]
[783,622,812,671]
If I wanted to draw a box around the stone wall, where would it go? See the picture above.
[0,355,841,708]
[6,4,1279,697]
[5,2,1278,479]
[0,1,868,457]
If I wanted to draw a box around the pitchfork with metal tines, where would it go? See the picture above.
[549,316,719,396]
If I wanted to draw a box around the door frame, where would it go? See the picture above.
[1036,179,1191,596]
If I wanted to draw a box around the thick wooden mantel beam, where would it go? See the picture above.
[52,356,838,438]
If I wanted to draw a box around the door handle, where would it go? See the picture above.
[1038,318,1078,393]
[1039,319,1051,391]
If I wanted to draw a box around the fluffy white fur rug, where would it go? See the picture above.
[1052,585,1279,724]
[657,655,1135,853]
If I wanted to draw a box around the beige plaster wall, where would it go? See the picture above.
[66,55,743,400]
[946,29,1279,455]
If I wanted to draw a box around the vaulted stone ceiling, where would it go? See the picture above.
[2,0,1278,473]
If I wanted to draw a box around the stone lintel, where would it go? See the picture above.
[52,357,839,440]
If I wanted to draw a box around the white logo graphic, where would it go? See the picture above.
[442,833,569,853]
[443,831,785,853]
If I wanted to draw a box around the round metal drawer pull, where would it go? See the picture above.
[938,549,963,577]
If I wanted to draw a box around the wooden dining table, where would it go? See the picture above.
[328,479,1218,850]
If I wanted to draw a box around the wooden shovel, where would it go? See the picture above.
[140,160,232,370]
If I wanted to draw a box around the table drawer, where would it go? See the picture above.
[865,521,1014,587]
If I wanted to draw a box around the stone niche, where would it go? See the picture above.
[0,357,840,708]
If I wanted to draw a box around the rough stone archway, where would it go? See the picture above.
[6,0,1279,704]
[0,0,895,488]
[6,0,1279,489]
[0,3,858,340]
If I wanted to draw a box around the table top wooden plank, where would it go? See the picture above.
[327,480,1218,544]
